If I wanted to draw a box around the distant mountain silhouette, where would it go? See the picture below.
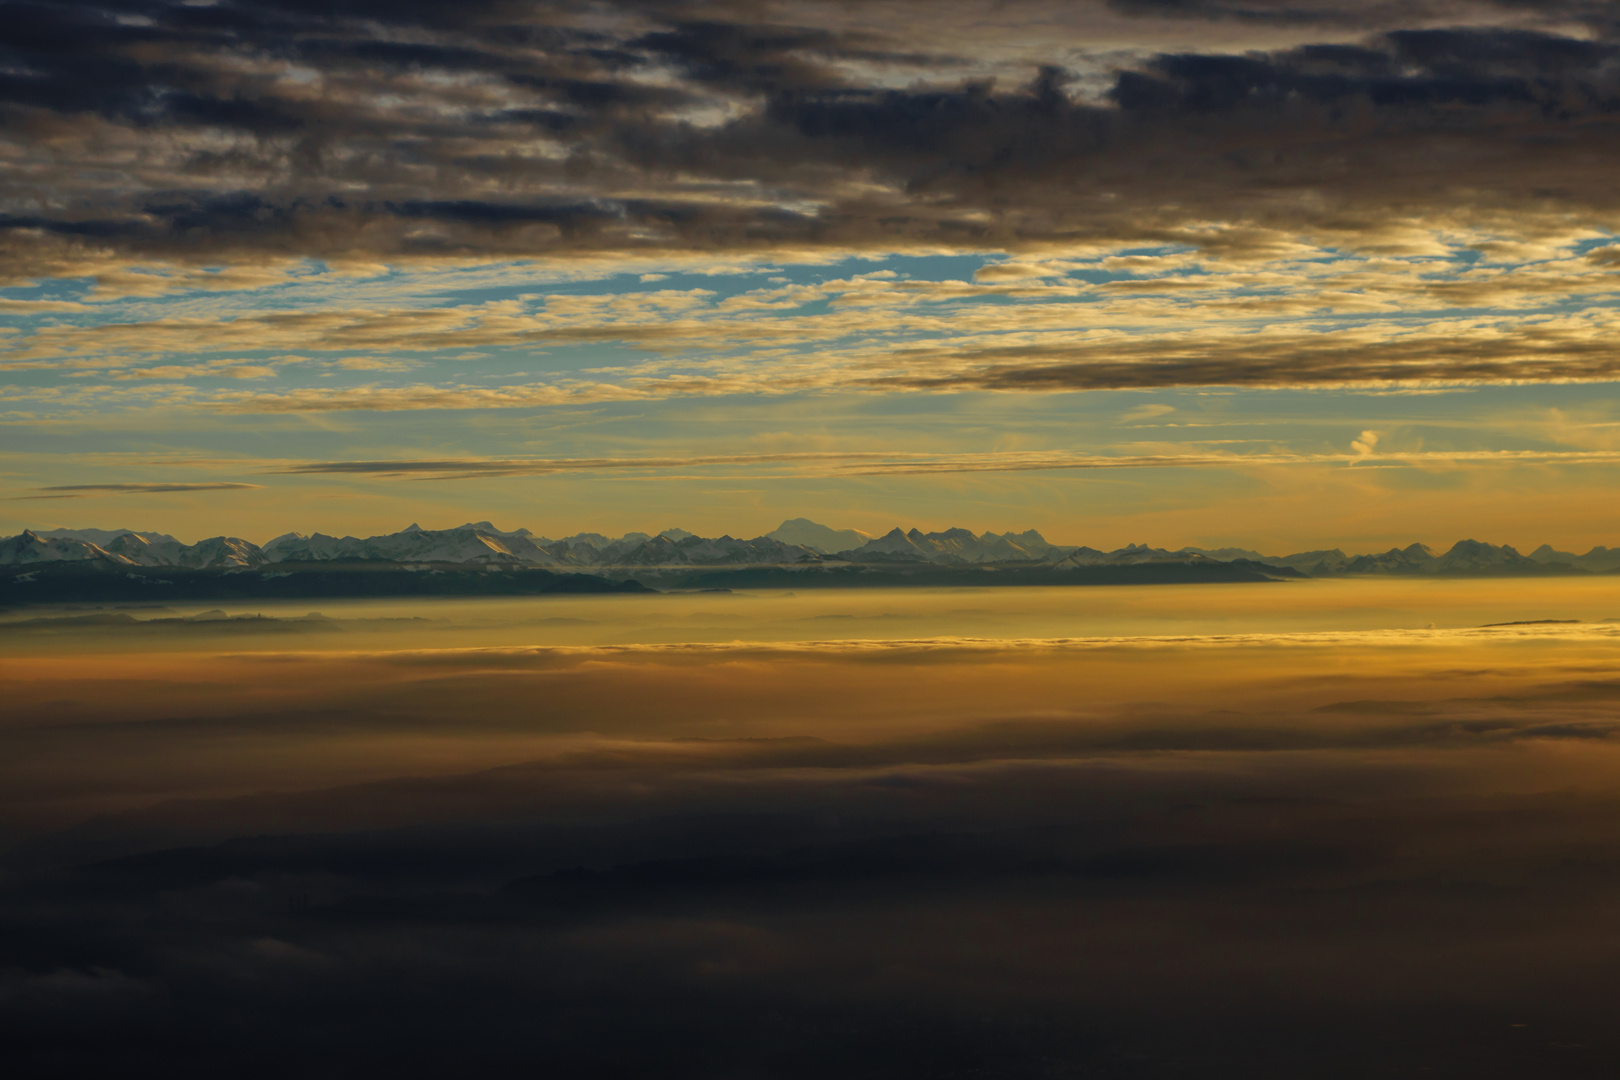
[3,520,1610,603]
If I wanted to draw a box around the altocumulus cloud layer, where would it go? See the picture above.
[7,0,1620,417]
[6,0,1620,267]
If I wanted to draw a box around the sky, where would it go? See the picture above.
[5,0,1620,550]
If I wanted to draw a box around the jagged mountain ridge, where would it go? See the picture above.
[1328,539,1580,576]
[577,534,820,567]
[2,521,1614,576]
[263,525,560,566]
[0,531,131,567]
[0,530,265,569]
[38,527,180,546]
[1529,544,1620,573]
[836,527,1065,565]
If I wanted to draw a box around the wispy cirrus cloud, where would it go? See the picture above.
[271,447,1620,481]
[14,482,265,501]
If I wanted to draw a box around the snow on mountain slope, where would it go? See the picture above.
[608,534,820,566]
[974,529,1065,562]
[1339,544,1439,575]
[179,536,268,569]
[600,535,693,566]
[263,526,562,566]
[37,527,181,546]
[1050,544,1223,570]
[1050,546,1113,567]
[4,530,263,568]
[1179,545,1271,563]
[526,533,640,564]
[453,521,537,539]
[842,528,933,561]
[0,530,134,566]
[261,533,357,562]
[840,527,1068,564]
[102,532,188,566]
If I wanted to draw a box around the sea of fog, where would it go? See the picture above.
[5,577,1620,650]
[5,580,1620,1075]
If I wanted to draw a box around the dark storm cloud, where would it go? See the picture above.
[4,1,1620,278]
[1109,0,1620,31]
[1113,30,1620,113]
[1108,0,1368,20]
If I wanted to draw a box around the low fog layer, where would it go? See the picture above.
[3,584,1620,1074]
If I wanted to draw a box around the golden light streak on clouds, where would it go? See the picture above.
[6,235,1620,415]
[8,580,1620,831]
[13,441,1620,503]
[268,446,1620,480]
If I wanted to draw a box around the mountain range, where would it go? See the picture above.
[4,521,1616,578]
